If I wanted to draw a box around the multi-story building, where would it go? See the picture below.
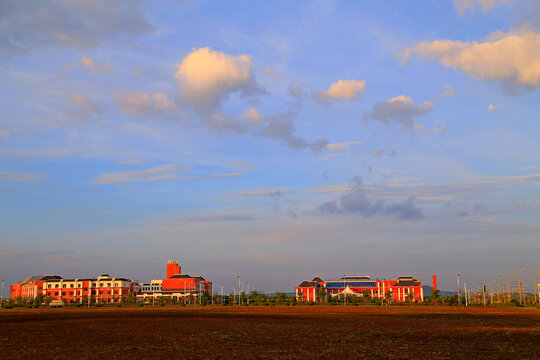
[137,260,212,301]
[10,273,139,304]
[9,260,214,304]
[296,275,424,303]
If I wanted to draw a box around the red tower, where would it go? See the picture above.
[432,275,438,292]
[166,260,181,278]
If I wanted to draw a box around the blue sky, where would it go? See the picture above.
[1,0,539,293]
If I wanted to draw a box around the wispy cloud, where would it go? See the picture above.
[0,171,44,183]
[169,212,259,223]
[91,164,246,185]
[326,141,362,151]
[1,148,79,158]
[49,210,112,215]
[217,188,294,201]
[60,55,114,75]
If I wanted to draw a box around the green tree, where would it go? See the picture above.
[362,289,370,304]
[317,288,328,303]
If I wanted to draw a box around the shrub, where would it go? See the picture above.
[115,304,122,308]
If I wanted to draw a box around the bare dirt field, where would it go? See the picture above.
[1,305,538,359]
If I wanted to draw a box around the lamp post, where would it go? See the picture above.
[528,277,537,303]
[0,279,4,309]
[505,273,514,302]
[457,274,461,306]
[514,268,526,305]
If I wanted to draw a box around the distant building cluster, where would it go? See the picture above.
[9,260,212,304]
[296,275,424,303]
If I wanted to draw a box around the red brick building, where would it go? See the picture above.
[10,273,138,304]
[138,260,212,300]
[296,275,424,303]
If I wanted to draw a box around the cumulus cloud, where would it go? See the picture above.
[255,112,328,152]
[114,91,177,117]
[242,108,263,124]
[0,0,152,55]
[63,92,101,119]
[453,0,511,15]
[401,30,540,90]
[315,79,366,104]
[364,95,433,133]
[174,47,264,112]
[314,176,423,221]
[60,56,114,75]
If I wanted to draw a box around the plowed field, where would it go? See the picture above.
[1,305,538,359]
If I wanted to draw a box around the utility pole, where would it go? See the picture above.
[247,282,250,305]
[1,279,4,309]
[457,274,461,306]
[464,282,468,306]
[237,275,240,306]
[220,286,223,304]
[483,285,487,306]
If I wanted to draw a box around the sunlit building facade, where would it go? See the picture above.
[296,275,424,303]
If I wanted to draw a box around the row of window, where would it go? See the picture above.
[46,283,126,289]
[47,290,123,296]
[326,281,378,288]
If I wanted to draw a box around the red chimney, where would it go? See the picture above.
[432,275,438,292]
[166,260,181,278]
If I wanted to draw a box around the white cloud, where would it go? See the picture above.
[364,95,433,133]
[63,92,100,118]
[453,0,511,15]
[401,29,540,89]
[0,0,152,55]
[242,108,263,124]
[60,56,114,75]
[326,141,362,151]
[114,91,177,117]
[488,103,502,111]
[174,47,263,111]
[315,79,366,104]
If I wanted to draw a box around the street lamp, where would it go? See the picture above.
[505,273,514,301]
[514,268,526,305]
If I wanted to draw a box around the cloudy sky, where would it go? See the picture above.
[1,0,539,293]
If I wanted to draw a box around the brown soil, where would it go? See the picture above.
[0,305,538,359]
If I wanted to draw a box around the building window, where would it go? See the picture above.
[55,284,59,288]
